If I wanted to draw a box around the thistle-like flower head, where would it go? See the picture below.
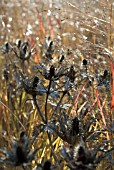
[0,131,39,166]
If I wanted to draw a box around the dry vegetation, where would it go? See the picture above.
[0,0,114,170]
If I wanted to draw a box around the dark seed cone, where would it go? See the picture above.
[103,69,108,78]
[32,76,39,87]
[0,131,39,166]
[68,65,76,82]
[83,59,87,66]
[74,144,96,165]
[16,39,21,48]
[3,42,10,53]
[3,69,9,81]
[49,41,53,48]
[23,45,27,54]
[65,117,80,145]
[50,65,55,78]
[43,161,51,170]
[68,117,79,136]
[20,131,26,140]
[16,145,27,165]
[58,55,64,63]
[76,146,86,163]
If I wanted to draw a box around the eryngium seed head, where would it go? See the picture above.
[23,45,27,54]
[16,145,27,165]
[74,144,96,165]
[103,69,108,78]
[68,65,76,82]
[16,39,21,48]
[83,59,87,66]
[76,146,86,163]
[3,69,9,81]
[32,76,39,87]
[68,116,79,136]
[43,160,51,170]
[50,65,55,78]
[0,132,39,166]
[58,55,64,63]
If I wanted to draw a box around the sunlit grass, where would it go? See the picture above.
[0,0,114,170]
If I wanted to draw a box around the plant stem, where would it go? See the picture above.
[45,79,52,123]
[51,90,67,118]
[33,95,46,123]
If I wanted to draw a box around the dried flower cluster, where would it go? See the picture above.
[0,1,114,170]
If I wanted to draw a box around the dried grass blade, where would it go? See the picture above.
[96,89,107,128]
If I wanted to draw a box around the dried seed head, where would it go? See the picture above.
[32,76,39,87]
[3,69,9,81]
[0,130,39,166]
[5,42,9,49]
[16,39,21,48]
[74,143,96,165]
[49,41,53,48]
[50,65,55,78]
[76,146,86,163]
[20,131,25,139]
[16,145,27,165]
[4,42,10,53]
[58,55,65,63]
[68,116,79,136]
[83,59,87,66]
[43,160,51,170]
[19,131,28,144]
[103,69,108,77]
[23,45,28,54]
[68,65,76,82]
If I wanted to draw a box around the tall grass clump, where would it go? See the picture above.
[0,0,114,170]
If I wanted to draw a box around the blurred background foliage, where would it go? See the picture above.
[0,0,114,170]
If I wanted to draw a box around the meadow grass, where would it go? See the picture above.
[0,0,114,169]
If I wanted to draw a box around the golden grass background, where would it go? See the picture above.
[0,0,114,169]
